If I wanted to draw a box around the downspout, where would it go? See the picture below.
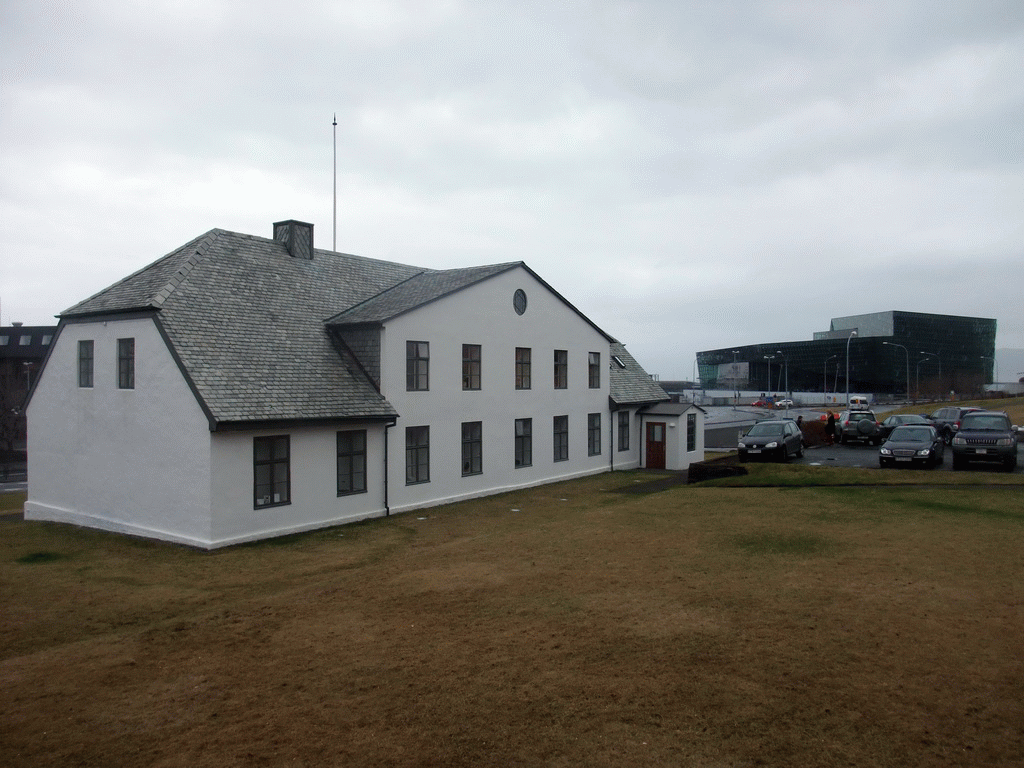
[384,419,396,515]
[608,399,616,472]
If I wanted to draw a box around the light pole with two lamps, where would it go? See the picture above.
[883,341,910,403]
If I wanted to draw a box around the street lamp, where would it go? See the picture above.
[980,356,998,386]
[763,354,774,394]
[919,352,939,397]
[776,350,788,399]
[824,355,836,399]
[845,331,857,406]
[883,341,910,403]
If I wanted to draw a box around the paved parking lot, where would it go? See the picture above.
[793,441,1022,473]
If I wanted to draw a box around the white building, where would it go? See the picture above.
[26,220,699,548]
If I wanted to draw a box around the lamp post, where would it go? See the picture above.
[883,341,910,403]
[776,350,788,399]
[763,354,774,395]
[845,331,857,406]
[919,352,939,398]
[824,355,836,400]
[731,350,740,407]
[980,356,998,386]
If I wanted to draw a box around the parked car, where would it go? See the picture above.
[951,411,1019,471]
[878,425,945,468]
[774,399,795,408]
[751,399,770,408]
[835,409,881,445]
[928,406,984,444]
[878,413,932,441]
[738,419,804,462]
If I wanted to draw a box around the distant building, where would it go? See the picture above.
[25,220,696,548]
[698,311,997,399]
[1,324,56,456]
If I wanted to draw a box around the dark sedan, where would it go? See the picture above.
[878,413,932,441]
[738,419,804,462]
[878,425,945,468]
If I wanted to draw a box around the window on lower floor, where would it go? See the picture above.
[117,337,135,389]
[618,410,630,451]
[553,415,568,462]
[588,412,601,456]
[462,421,482,476]
[515,347,531,389]
[78,340,94,388]
[515,418,532,468]
[687,413,697,452]
[337,430,367,495]
[406,425,430,484]
[254,435,290,508]
[463,344,481,390]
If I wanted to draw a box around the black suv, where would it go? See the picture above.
[951,411,1019,471]
[836,409,881,445]
[928,406,984,444]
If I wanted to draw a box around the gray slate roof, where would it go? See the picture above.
[609,342,669,406]
[61,227,664,426]
[62,229,426,425]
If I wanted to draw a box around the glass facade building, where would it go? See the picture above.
[697,311,997,399]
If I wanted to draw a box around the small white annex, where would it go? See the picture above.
[26,221,672,548]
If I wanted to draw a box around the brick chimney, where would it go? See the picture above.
[273,220,314,260]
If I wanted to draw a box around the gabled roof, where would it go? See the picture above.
[609,342,669,406]
[61,229,426,426]
[327,263,519,325]
[57,226,658,427]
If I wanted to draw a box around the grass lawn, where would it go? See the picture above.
[2,467,1023,767]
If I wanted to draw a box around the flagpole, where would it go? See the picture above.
[332,113,337,252]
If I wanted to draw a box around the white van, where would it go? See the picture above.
[849,395,870,410]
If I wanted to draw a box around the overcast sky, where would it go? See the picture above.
[2,0,1022,378]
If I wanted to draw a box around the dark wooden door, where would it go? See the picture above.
[646,422,666,469]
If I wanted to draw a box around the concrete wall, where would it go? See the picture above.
[25,317,214,546]
[381,266,616,514]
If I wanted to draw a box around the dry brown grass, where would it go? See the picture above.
[2,473,1023,767]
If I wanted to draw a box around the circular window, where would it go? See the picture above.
[513,289,527,315]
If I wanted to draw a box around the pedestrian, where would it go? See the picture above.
[826,410,836,445]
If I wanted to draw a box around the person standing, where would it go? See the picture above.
[826,411,836,445]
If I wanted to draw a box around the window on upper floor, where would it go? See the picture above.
[553,350,567,389]
[515,418,532,468]
[117,338,135,389]
[0,336,9,345]
[588,413,601,456]
[553,415,568,462]
[462,421,482,476]
[618,411,630,451]
[406,341,429,391]
[254,435,290,508]
[515,347,531,390]
[406,425,430,484]
[463,344,481,390]
[337,430,367,495]
[589,352,600,388]
[19,335,31,345]
[78,340,94,388]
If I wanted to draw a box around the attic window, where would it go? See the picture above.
[612,355,626,369]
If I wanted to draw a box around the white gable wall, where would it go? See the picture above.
[381,266,614,513]
[25,317,214,546]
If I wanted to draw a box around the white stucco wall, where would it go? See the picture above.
[641,407,705,471]
[381,266,616,513]
[25,317,214,546]
[206,422,388,547]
